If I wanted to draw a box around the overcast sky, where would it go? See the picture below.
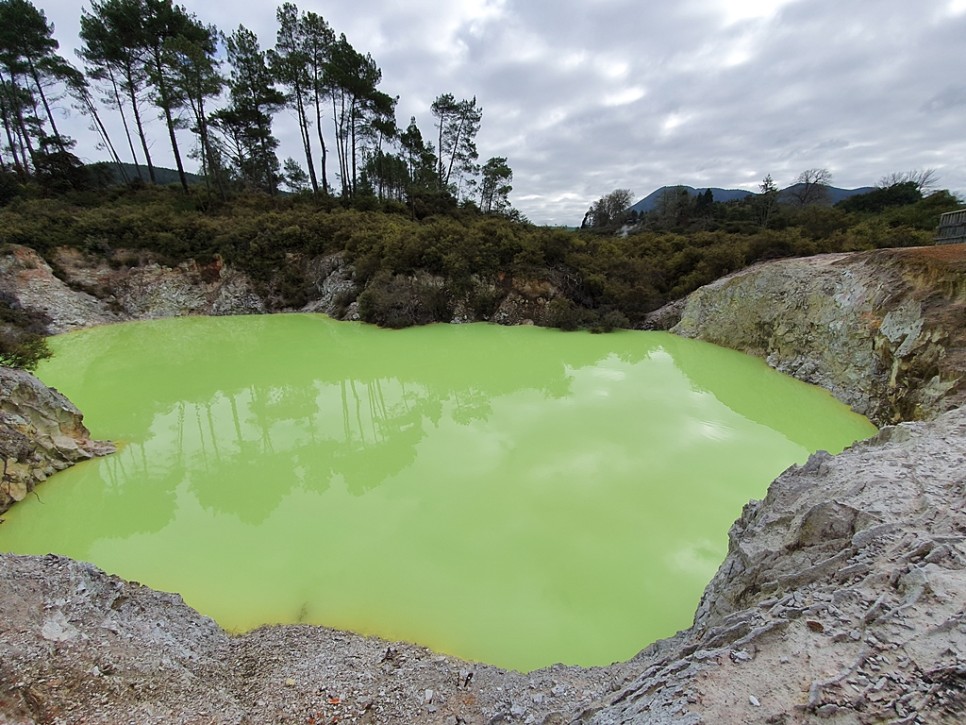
[37,0,966,225]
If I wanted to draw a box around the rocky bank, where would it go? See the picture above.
[0,243,567,334]
[0,367,114,515]
[652,245,966,425]
[1,243,965,723]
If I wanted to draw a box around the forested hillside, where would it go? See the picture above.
[1,179,959,342]
[0,0,511,212]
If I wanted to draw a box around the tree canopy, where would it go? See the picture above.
[0,0,515,214]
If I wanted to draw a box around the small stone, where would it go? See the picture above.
[749,695,761,707]
[423,688,434,704]
[284,678,296,687]
[806,619,825,633]
[510,703,526,717]
[41,611,79,642]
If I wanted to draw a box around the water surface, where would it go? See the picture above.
[0,315,876,670]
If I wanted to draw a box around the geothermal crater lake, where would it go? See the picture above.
[0,315,876,671]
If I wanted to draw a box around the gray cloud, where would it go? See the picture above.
[41,0,966,224]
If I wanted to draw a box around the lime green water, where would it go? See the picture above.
[0,315,876,671]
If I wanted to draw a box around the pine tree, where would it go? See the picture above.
[79,0,157,183]
[0,0,79,178]
[431,93,481,196]
[213,25,284,193]
[479,156,512,214]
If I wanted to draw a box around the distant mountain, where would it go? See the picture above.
[90,161,207,187]
[777,183,875,205]
[629,186,754,214]
[630,184,876,214]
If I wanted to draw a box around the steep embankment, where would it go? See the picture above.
[0,245,265,331]
[657,245,966,425]
[1,244,965,723]
[0,368,114,514]
[0,243,570,333]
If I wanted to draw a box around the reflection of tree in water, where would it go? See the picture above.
[336,378,430,496]
[6,439,184,557]
[187,374,440,517]
[39,317,676,523]
[451,387,492,426]
[97,444,180,535]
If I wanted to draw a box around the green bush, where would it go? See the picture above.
[1,181,959,335]
[358,271,417,328]
[0,293,52,371]
[0,329,51,370]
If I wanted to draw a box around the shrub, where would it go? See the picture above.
[468,285,505,319]
[0,293,52,371]
[546,298,588,331]
[0,328,51,370]
[358,271,417,328]
[590,309,630,334]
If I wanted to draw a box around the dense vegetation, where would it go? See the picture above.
[0,290,50,370]
[0,175,960,343]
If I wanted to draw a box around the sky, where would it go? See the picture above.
[36,0,966,225]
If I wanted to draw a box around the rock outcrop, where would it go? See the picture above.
[660,245,966,424]
[0,367,114,514]
[48,246,266,320]
[0,245,123,333]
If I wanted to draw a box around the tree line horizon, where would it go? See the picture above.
[0,0,515,213]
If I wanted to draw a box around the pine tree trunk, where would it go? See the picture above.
[152,54,189,194]
[0,80,27,178]
[312,88,328,195]
[109,70,142,180]
[26,58,66,151]
[125,64,156,184]
[295,90,318,195]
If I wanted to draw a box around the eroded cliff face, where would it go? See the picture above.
[0,367,114,514]
[663,245,966,424]
[1,244,565,333]
[0,245,267,333]
[0,245,123,333]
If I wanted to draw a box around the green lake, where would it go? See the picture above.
[0,314,876,671]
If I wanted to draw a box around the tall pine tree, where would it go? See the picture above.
[213,25,284,193]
